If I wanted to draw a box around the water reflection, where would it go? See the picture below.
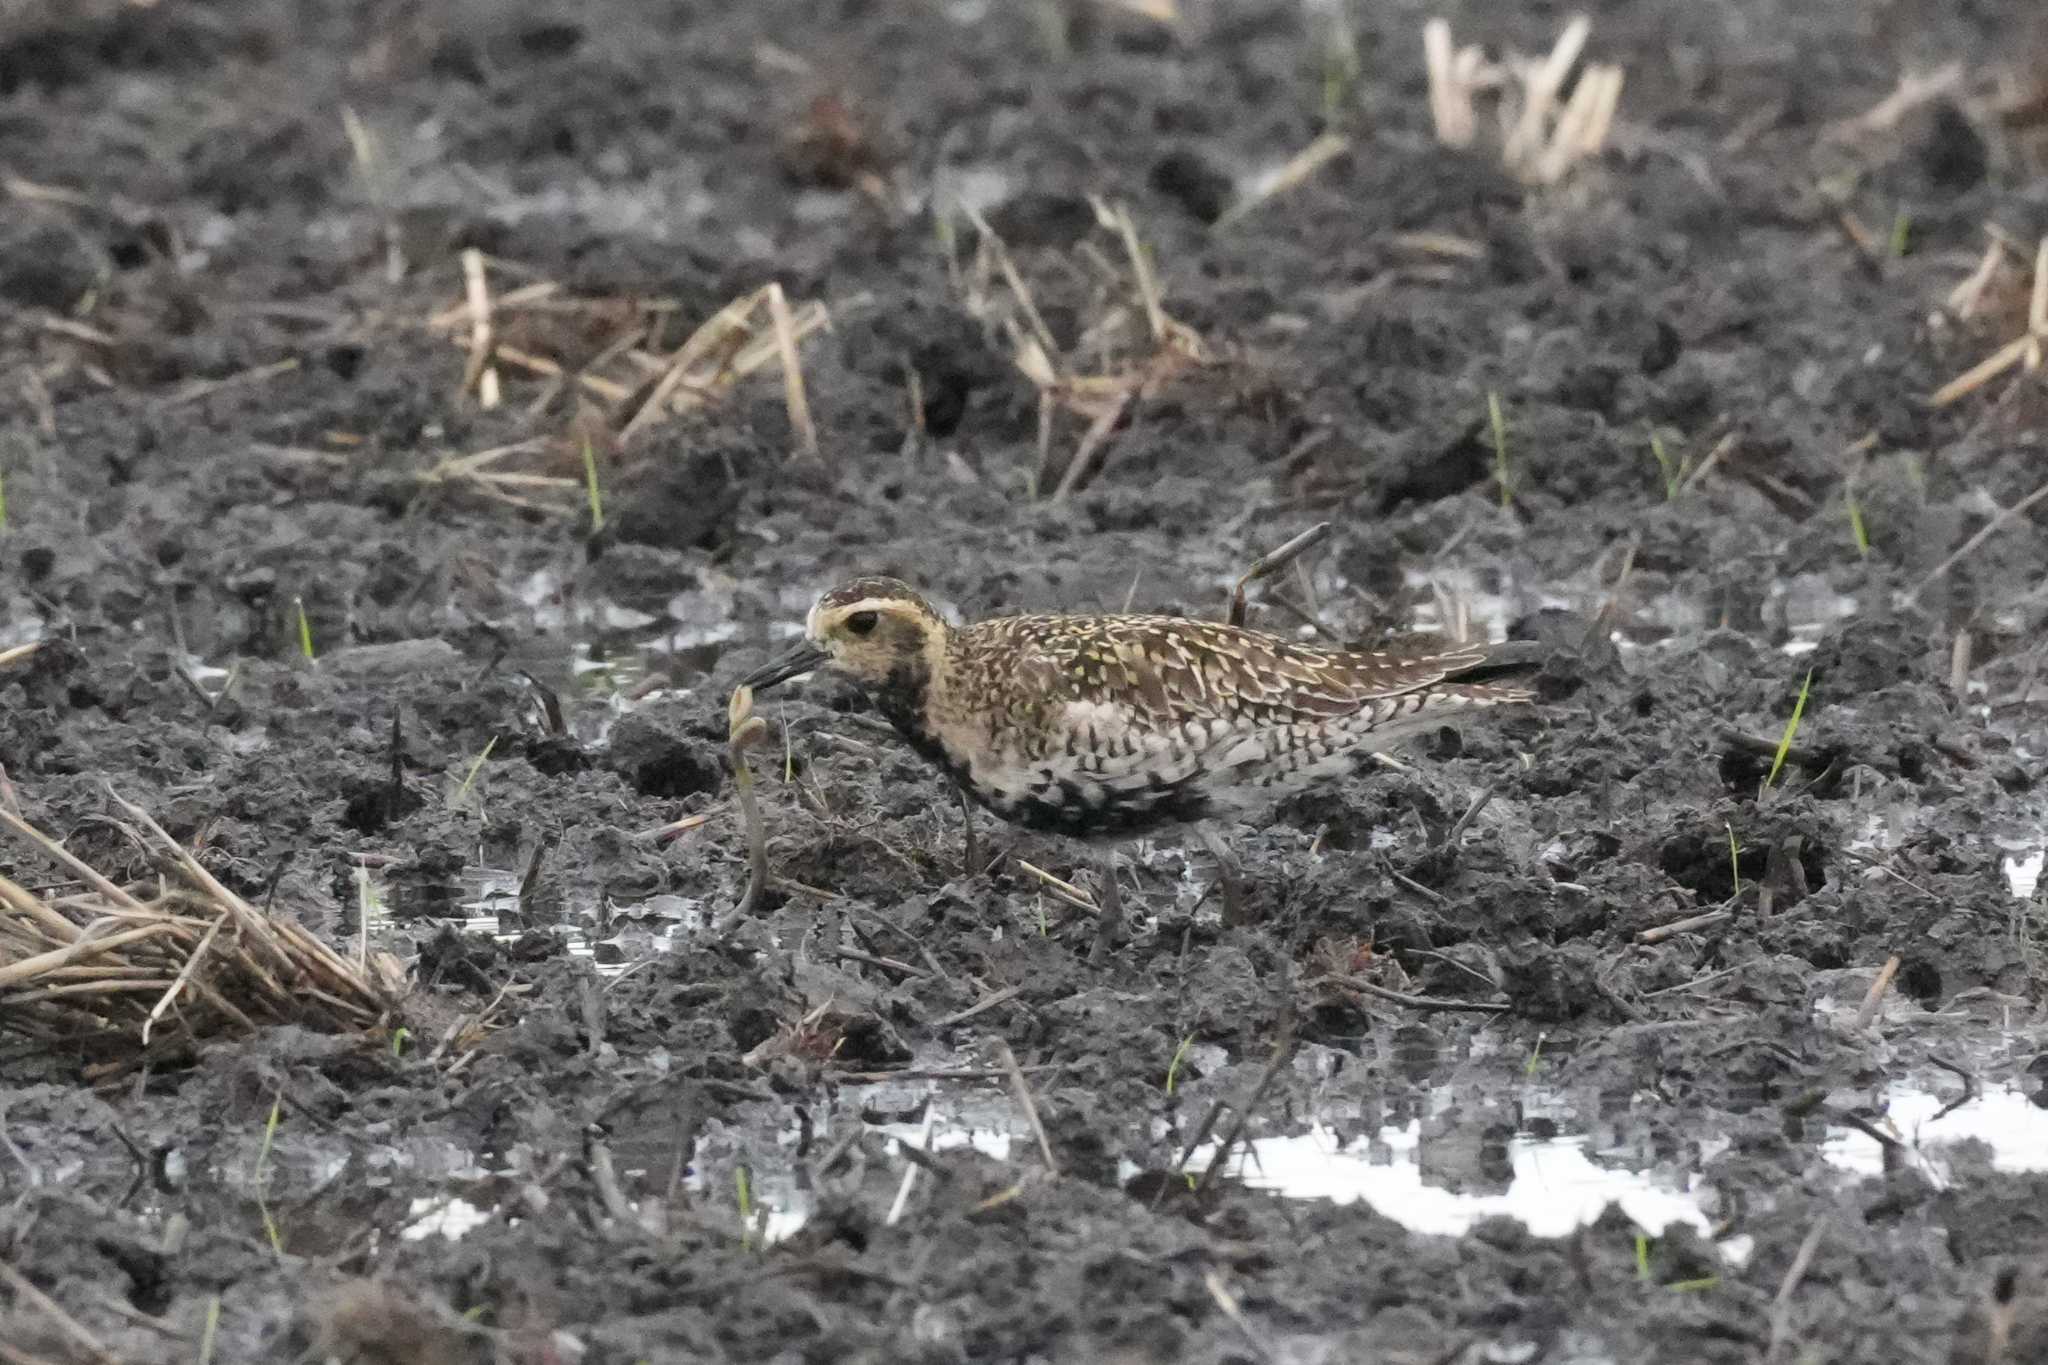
[1824,1084,2048,1182]
[1189,1119,1744,1258]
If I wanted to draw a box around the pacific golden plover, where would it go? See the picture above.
[741,576,1541,956]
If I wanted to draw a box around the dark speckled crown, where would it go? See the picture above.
[817,577,933,612]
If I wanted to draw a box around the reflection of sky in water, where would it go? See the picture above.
[2005,849,2043,900]
[1824,1085,2048,1182]
[441,865,700,978]
[702,1165,812,1247]
[870,1121,1013,1162]
[373,1073,2048,1254]
[403,1196,493,1241]
[1189,1120,1744,1261]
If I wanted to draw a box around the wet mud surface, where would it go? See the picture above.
[4,0,2048,1361]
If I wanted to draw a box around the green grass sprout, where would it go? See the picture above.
[1488,391,1511,507]
[581,437,604,533]
[1845,484,1870,557]
[1028,0,1069,59]
[1166,1033,1196,1096]
[1888,211,1911,257]
[1765,668,1814,791]
[254,1090,285,1254]
[294,596,315,661]
[1523,1032,1546,1078]
[1648,428,1687,500]
[1320,5,1361,124]
[198,1296,222,1365]
[390,1026,412,1058]
[454,736,498,806]
[1669,1276,1720,1293]
[736,1164,756,1251]
[1634,1232,1652,1282]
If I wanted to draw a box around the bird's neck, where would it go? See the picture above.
[871,623,953,743]
[872,659,932,736]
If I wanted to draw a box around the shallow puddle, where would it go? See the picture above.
[2004,848,2043,901]
[1771,575,1863,656]
[403,1195,495,1242]
[1188,1119,1744,1258]
[448,865,701,976]
[1824,1082,2048,1182]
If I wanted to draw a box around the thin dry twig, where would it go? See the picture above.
[1214,133,1350,229]
[1323,973,1513,1015]
[459,248,501,408]
[1203,1269,1277,1365]
[1226,523,1333,627]
[1015,860,1097,912]
[822,1063,1065,1083]
[1193,1030,1296,1196]
[1099,198,1168,343]
[161,358,300,409]
[1851,954,1902,1030]
[1832,64,1964,139]
[1904,474,2048,604]
[0,1252,120,1365]
[141,910,226,1047]
[960,206,1203,499]
[930,985,1023,1029]
[766,282,820,462]
[1423,18,1480,147]
[1947,235,2010,319]
[997,1040,1060,1177]
[1434,783,1497,856]
[1766,1215,1830,1363]
[1425,15,1623,185]
[426,275,827,450]
[1677,432,1739,496]
[1049,388,1135,503]
[1502,16,1590,171]
[1931,235,2048,404]
[1637,908,1734,944]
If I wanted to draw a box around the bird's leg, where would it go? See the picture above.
[1198,823,1248,927]
[1090,847,1123,964]
[956,782,980,878]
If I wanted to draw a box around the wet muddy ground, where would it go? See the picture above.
[4,0,2048,1361]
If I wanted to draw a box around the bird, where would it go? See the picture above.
[739,575,1542,957]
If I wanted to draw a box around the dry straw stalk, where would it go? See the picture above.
[0,796,402,1075]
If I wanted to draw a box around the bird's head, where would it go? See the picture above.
[740,577,950,694]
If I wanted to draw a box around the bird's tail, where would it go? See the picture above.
[1427,680,1536,707]
[1440,639,1546,688]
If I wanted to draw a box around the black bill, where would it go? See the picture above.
[740,639,831,691]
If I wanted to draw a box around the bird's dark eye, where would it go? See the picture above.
[845,610,879,637]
